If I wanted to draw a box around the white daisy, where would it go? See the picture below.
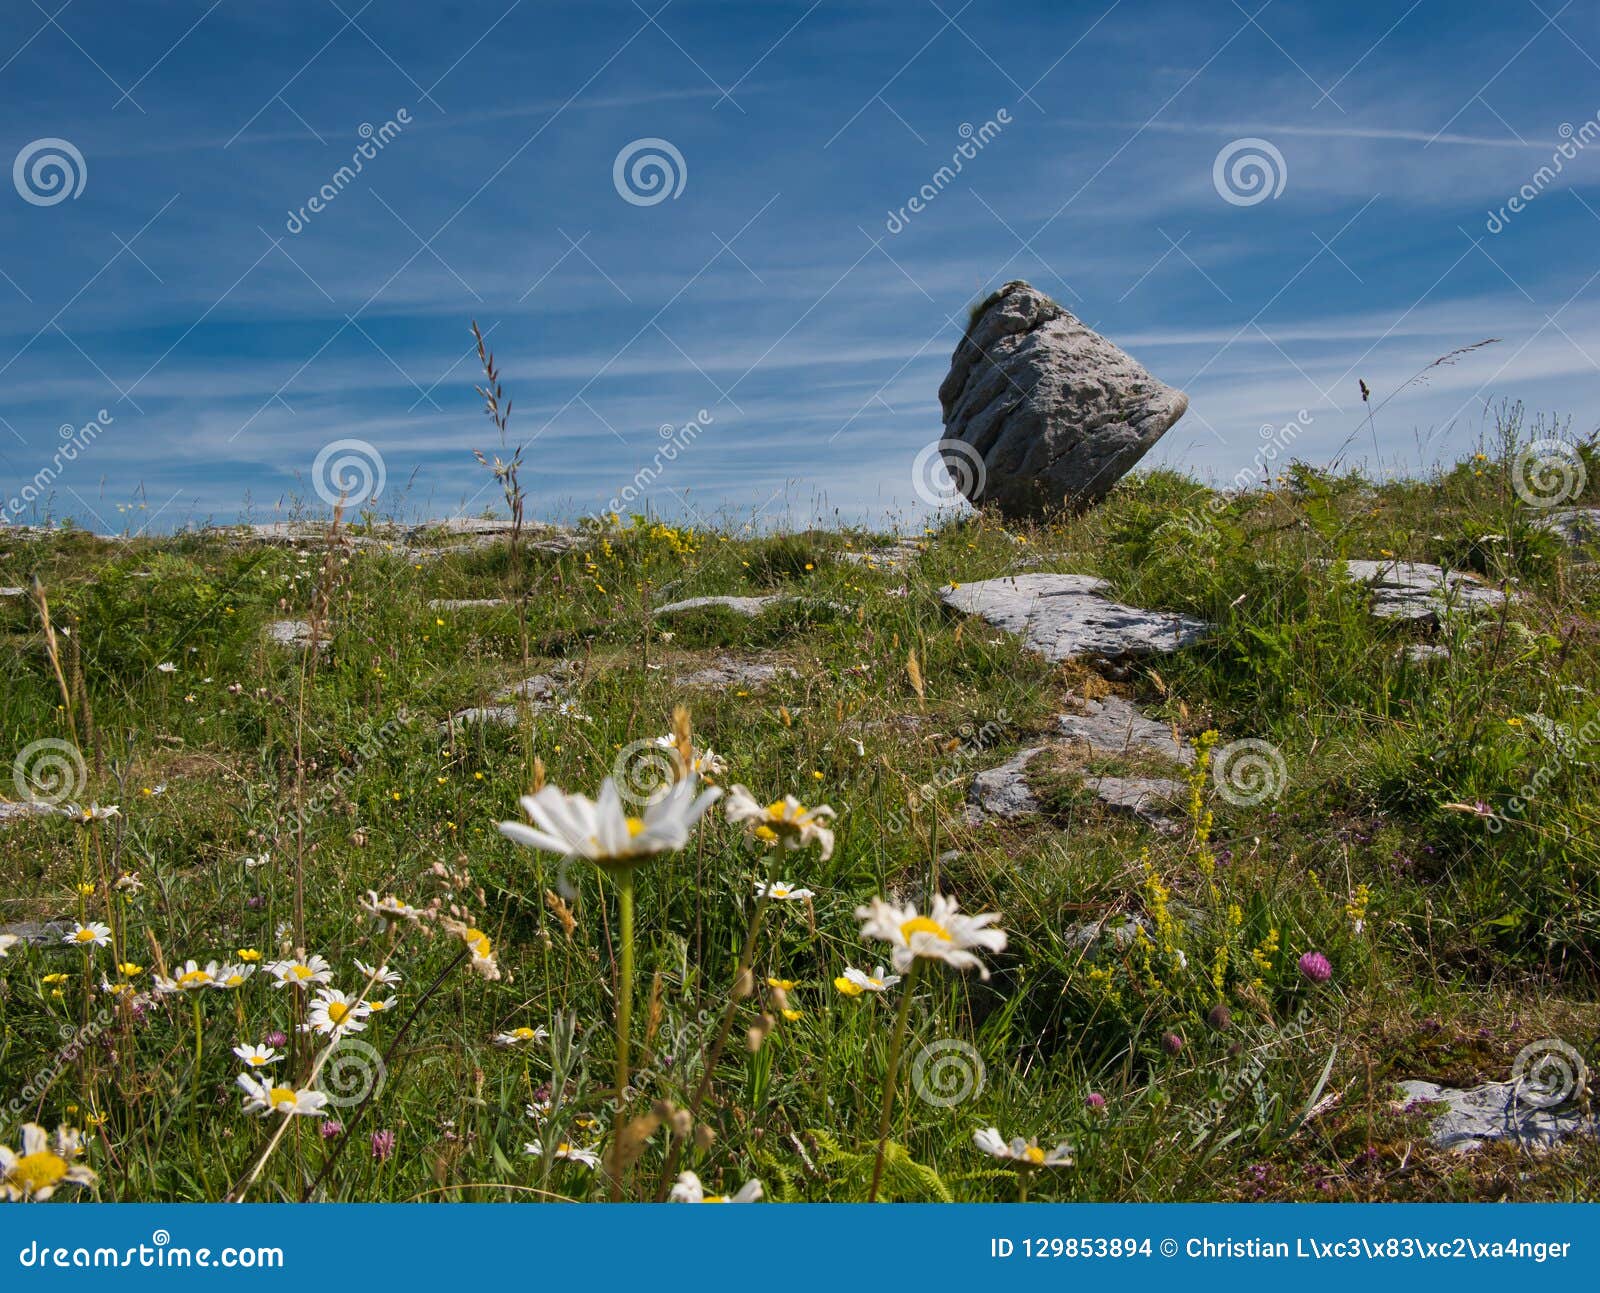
[724,786,836,860]
[652,734,728,780]
[304,988,371,1038]
[493,1025,549,1047]
[113,872,144,896]
[499,775,721,868]
[60,802,119,822]
[353,959,402,988]
[855,893,1007,980]
[210,962,256,990]
[155,958,221,992]
[973,1127,1074,1167]
[524,1139,600,1168]
[265,954,334,990]
[364,995,398,1015]
[0,933,18,958]
[0,1123,96,1201]
[755,880,814,901]
[64,922,111,949]
[441,920,501,981]
[232,1043,283,1068]
[360,891,424,925]
[156,661,177,673]
[833,964,902,996]
[668,1170,763,1202]
[237,1073,328,1117]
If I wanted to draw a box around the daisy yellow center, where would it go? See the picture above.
[703,1195,727,1203]
[466,930,491,956]
[901,916,951,943]
[290,965,313,980]
[178,969,212,988]
[74,929,97,943]
[834,976,863,997]
[626,817,645,837]
[512,1028,535,1039]
[268,1088,298,1109]
[247,1055,269,1066]
[9,1150,69,1195]
[326,1002,350,1024]
[767,801,789,818]
[223,974,245,987]
[753,825,779,844]
[1022,1145,1046,1165]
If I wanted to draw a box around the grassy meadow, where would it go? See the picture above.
[2,406,1599,1203]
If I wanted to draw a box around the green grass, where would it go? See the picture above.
[2,425,1599,1203]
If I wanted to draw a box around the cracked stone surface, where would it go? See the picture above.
[1402,644,1451,663]
[1395,1079,1600,1153]
[1082,775,1185,833]
[656,594,782,618]
[429,598,508,611]
[965,746,1046,821]
[938,280,1189,519]
[0,586,24,597]
[440,673,569,733]
[942,573,1211,662]
[1536,507,1600,554]
[1056,694,1193,766]
[843,539,923,572]
[0,919,73,946]
[0,801,55,826]
[264,619,324,650]
[1337,559,1507,622]
[674,657,794,689]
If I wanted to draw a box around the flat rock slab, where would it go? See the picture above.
[264,619,326,650]
[674,658,795,689]
[0,919,74,946]
[655,595,846,619]
[843,539,923,572]
[1402,644,1451,663]
[941,573,1212,662]
[1056,694,1193,766]
[1396,1078,1599,1153]
[429,598,508,611]
[1063,911,1154,952]
[0,586,25,597]
[1338,560,1507,622]
[966,746,1046,822]
[440,673,569,733]
[1082,775,1185,833]
[1536,507,1600,551]
[0,801,55,826]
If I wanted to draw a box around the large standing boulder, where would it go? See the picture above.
[937,281,1189,519]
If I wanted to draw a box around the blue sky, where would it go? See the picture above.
[1,0,1598,533]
